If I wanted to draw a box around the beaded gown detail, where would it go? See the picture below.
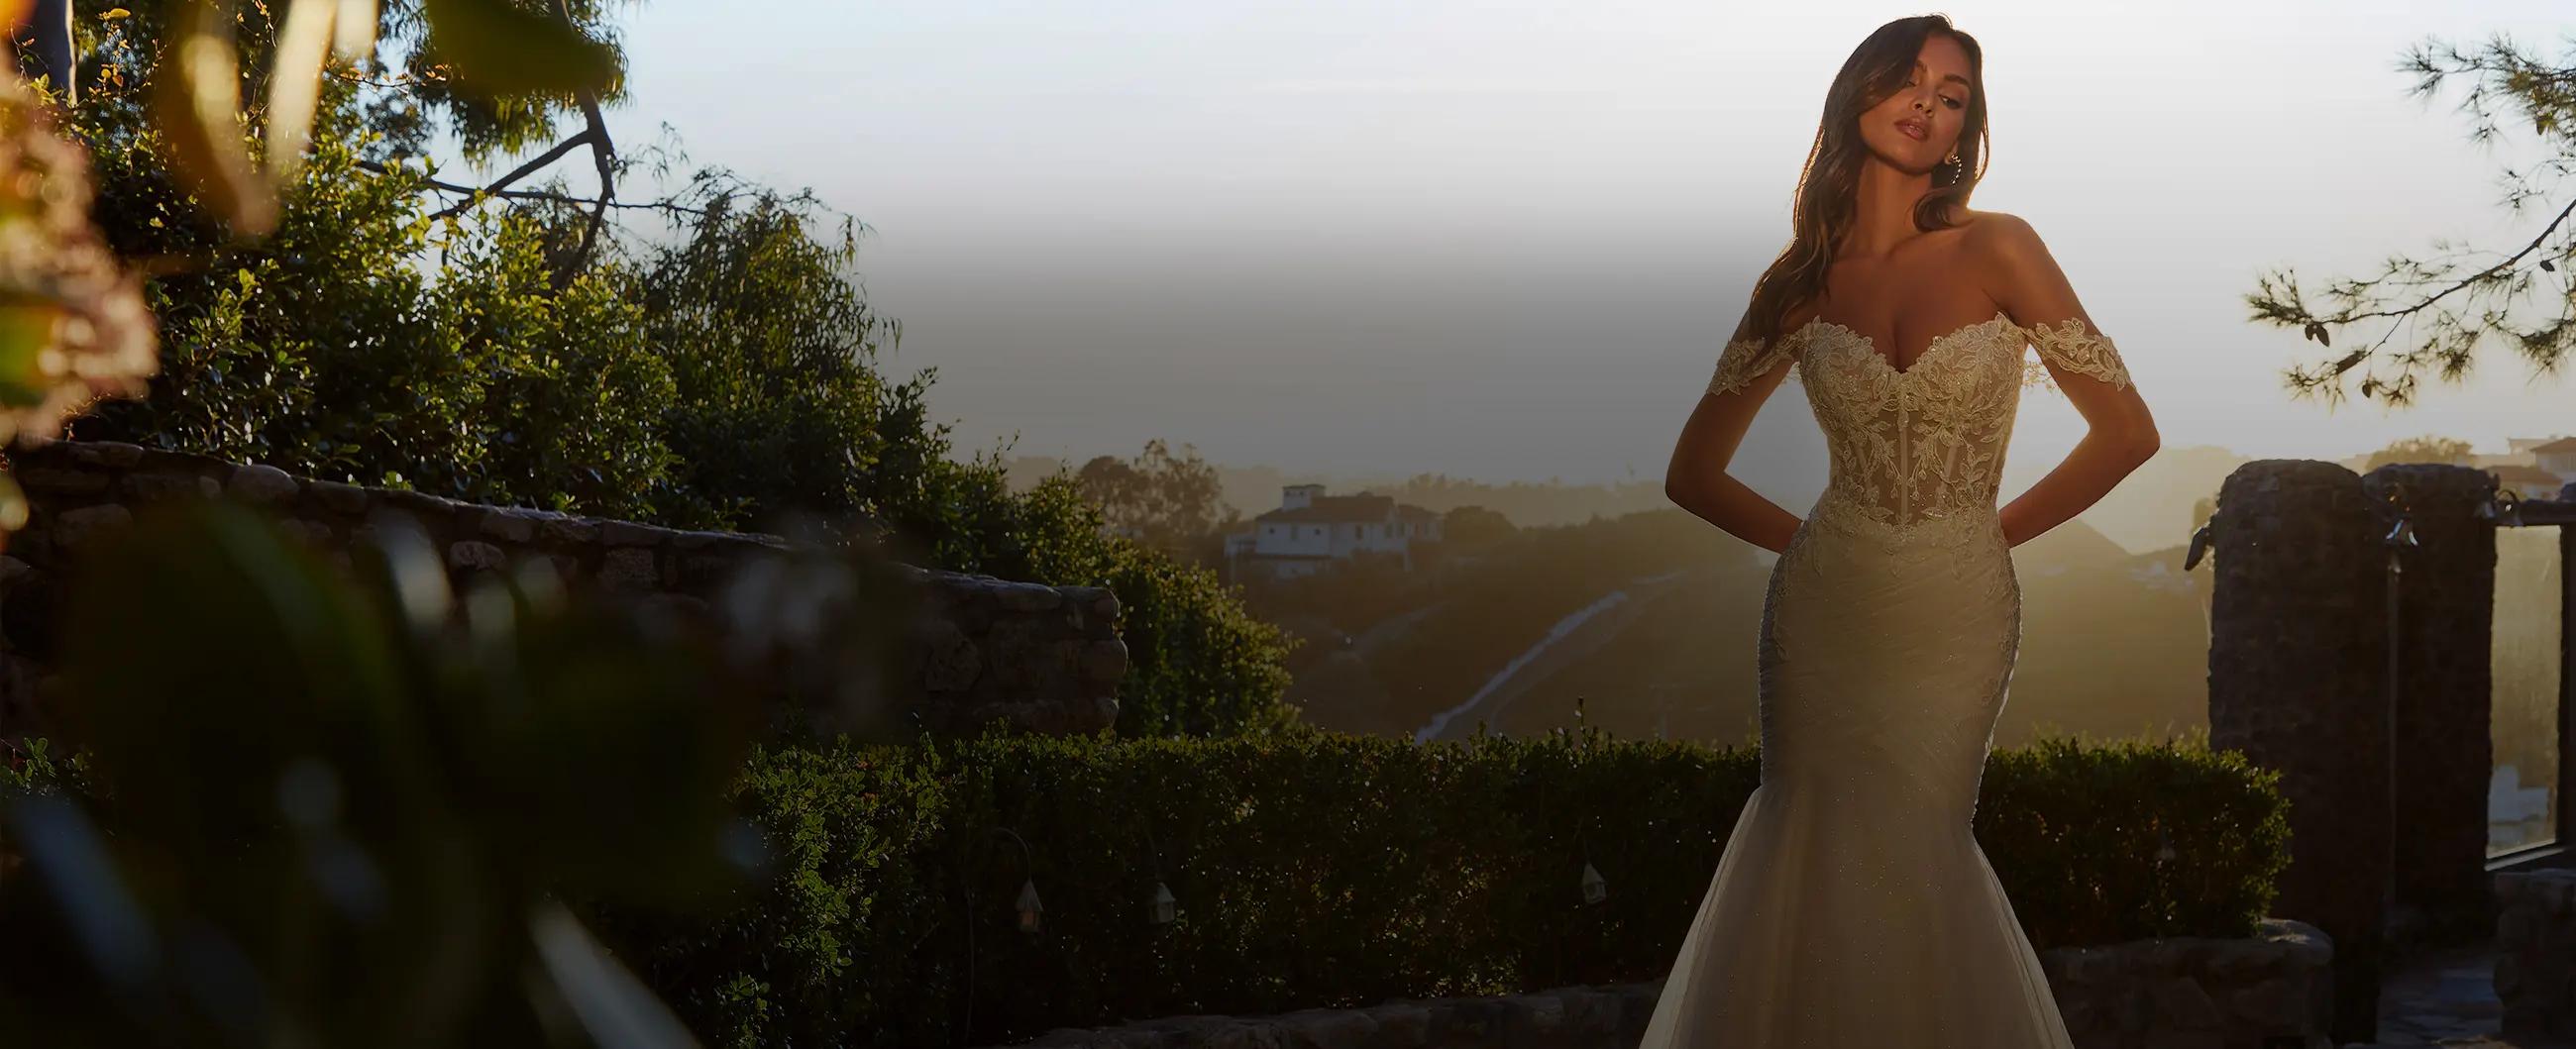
[1637,309,2132,1048]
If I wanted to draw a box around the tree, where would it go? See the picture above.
[1073,438,1232,557]
[2365,434,2474,470]
[45,0,1303,738]
[2246,32,2576,407]
[1440,505,1516,552]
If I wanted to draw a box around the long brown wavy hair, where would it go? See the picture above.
[1732,15,1988,347]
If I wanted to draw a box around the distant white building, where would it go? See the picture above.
[2532,437,2576,483]
[1224,483,1444,579]
[2489,463,2569,500]
[2473,435,2576,499]
[2507,435,2573,459]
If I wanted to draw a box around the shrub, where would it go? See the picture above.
[603,726,2288,1047]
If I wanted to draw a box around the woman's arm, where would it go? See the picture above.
[1977,214,2160,548]
[1667,330,1803,555]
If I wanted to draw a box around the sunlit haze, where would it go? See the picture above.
[527,1,2576,510]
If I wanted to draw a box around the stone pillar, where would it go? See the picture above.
[2360,465,2498,950]
[2206,460,2388,1044]
[2562,483,2576,883]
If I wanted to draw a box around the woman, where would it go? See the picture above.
[1646,14,2159,1047]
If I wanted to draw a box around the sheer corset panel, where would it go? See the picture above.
[1703,311,2131,546]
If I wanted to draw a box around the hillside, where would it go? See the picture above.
[1295,515,2211,751]
[1015,443,2251,555]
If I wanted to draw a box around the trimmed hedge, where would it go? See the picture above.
[598,725,2289,1048]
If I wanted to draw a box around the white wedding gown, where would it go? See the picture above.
[1638,308,2133,1048]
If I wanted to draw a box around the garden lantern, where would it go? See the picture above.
[1016,878,1042,934]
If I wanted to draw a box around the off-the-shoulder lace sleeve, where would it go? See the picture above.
[2025,317,2132,391]
[1706,334,1798,396]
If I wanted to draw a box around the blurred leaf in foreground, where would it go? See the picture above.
[0,501,767,1046]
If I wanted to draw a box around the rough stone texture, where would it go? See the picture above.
[2206,460,2389,1044]
[224,463,300,505]
[2494,870,2576,1043]
[995,983,1660,1049]
[978,919,2336,1049]
[0,440,1127,741]
[2361,465,2500,951]
[2038,918,2337,1049]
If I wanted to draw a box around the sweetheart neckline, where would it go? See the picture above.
[1792,309,2020,377]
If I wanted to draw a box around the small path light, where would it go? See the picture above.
[1149,881,1177,924]
[1016,877,1043,934]
[1581,861,1608,905]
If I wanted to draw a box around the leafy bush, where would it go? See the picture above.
[601,725,2288,1047]
[57,1,1302,737]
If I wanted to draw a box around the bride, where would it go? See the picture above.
[1645,14,2159,1047]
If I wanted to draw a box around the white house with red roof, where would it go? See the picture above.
[1224,483,1444,579]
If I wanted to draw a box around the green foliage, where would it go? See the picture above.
[631,188,900,531]
[1096,540,1301,736]
[0,736,90,798]
[602,726,2287,1048]
[0,500,763,1045]
[1978,732,2292,948]
[376,0,637,160]
[61,0,1302,738]
[1072,438,1232,558]
[887,469,1302,737]
[79,125,681,515]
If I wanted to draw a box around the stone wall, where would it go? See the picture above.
[975,918,2337,1049]
[0,440,1127,739]
[1001,982,1658,1049]
[2041,917,2336,1048]
[2205,460,2390,1044]
[2496,869,2576,1042]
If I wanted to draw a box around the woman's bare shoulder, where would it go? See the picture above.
[1953,207,2041,251]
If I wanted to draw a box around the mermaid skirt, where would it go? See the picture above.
[1636,503,2075,1048]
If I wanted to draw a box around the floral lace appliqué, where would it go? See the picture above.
[2025,317,2132,391]
[1707,336,1800,397]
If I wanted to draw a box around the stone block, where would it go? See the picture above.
[596,547,659,592]
[54,504,133,551]
[124,472,219,502]
[600,520,666,547]
[225,464,299,504]
[307,480,370,514]
[447,541,506,573]
[478,508,540,544]
[15,468,108,494]
[64,441,145,468]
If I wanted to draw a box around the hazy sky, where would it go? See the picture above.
[547,0,2576,499]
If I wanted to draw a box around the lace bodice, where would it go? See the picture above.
[1704,309,2131,546]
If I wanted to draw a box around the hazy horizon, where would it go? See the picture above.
[506,1,2576,496]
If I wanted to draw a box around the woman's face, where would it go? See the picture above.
[1858,34,1973,174]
